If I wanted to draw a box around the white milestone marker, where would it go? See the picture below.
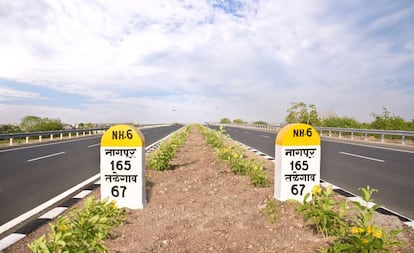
[100,125,146,209]
[274,123,321,202]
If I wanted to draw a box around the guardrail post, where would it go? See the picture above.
[381,134,385,143]
[329,130,332,137]
[39,135,42,142]
[26,136,29,143]
[365,133,368,141]
[339,131,342,138]
[50,134,53,141]
[402,136,405,145]
[83,131,85,136]
[9,138,13,146]
[69,133,72,138]
[60,133,63,139]
[351,132,354,140]
[76,132,79,137]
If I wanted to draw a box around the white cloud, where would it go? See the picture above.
[0,0,413,124]
[0,85,42,100]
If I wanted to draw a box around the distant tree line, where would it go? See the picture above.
[18,115,63,132]
[285,102,414,131]
[0,115,102,134]
[219,102,414,131]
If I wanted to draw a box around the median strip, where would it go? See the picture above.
[27,151,66,162]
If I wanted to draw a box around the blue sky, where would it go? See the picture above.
[0,0,413,124]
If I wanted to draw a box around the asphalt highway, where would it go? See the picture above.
[0,125,182,229]
[211,125,414,220]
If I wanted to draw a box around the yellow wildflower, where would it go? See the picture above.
[362,238,369,244]
[351,227,361,234]
[373,230,383,239]
[59,224,68,231]
[367,225,379,234]
[351,226,364,234]
[110,200,118,209]
[311,185,322,196]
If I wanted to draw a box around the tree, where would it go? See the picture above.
[0,124,21,133]
[370,107,408,130]
[285,102,320,125]
[77,123,94,129]
[20,115,63,132]
[253,121,268,125]
[219,118,231,124]
[20,115,42,131]
[37,118,63,131]
[233,119,246,124]
[322,113,360,128]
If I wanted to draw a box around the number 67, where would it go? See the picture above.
[291,184,305,195]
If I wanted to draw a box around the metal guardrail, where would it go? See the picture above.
[316,127,414,145]
[219,124,414,145]
[0,124,173,146]
[0,128,108,146]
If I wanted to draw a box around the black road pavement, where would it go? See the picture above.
[211,125,414,220]
[0,125,182,229]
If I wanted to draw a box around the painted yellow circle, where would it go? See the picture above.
[101,125,144,147]
[275,123,320,146]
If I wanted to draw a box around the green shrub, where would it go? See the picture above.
[199,125,269,187]
[323,186,402,252]
[28,197,126,253]
[298,185,348,237]
[147,126,190,171]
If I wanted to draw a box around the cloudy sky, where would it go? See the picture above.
[0,0,413,125]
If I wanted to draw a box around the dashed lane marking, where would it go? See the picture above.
[27,151,66,162]
[339,151,385,163]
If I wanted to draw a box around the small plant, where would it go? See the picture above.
[28,197,126,253]
[200,125,269,187]
[324,186,402,252]
[246,158,269,187]
[298,185,348,237]
[147,127,190,171]
[263,199,280,224]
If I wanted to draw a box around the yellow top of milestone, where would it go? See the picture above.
[276,123,320,146]
[101,124,144,147]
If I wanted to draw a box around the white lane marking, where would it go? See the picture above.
[0,174,100,234]
[27,151,66,162]
[406,221,414,230]
[348,196,377,209]
[0,233,26,251]
[261,135,270,138]
[339,151,385,163]
[88,143,100,148]
[38,207,68,219]
[73,190,92,199]
[0,136,101,153]
[323,139,414,154]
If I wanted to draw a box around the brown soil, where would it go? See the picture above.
[4,126,414,252]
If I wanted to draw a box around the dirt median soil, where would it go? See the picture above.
[4,126,414,252]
